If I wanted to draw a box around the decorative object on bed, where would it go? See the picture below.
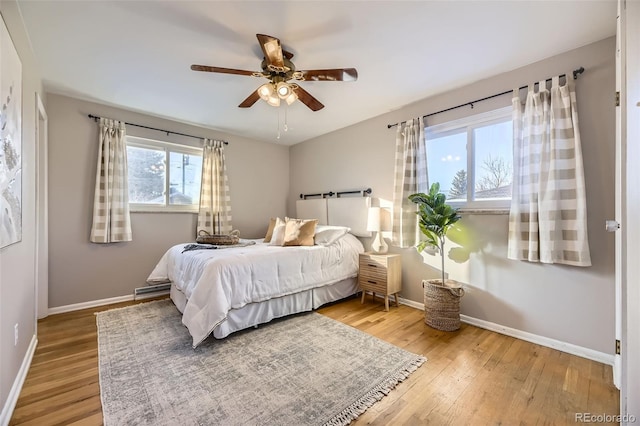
[267,216,286,245]
[314,225,351,246]
[367,206,388,254]
[266,216,318,246]
[197,138,232,237]
[508,73,591,267]
[283,217,318,246]
[147,231,364,346]
[89,117,132,243]
[263,217,277,241]
[0,17,22,248]
[409,182,464,331]
[97,300,425,426]
[182,239,255,253]
[392,116,428,248]
[195,229,240,245]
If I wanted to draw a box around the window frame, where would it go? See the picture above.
[126,136,203,213]
[425,106,513,212]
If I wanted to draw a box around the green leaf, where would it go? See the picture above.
[408,182,461,277]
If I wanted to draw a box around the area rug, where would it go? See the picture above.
[96,300,425,426]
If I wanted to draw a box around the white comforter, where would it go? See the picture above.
[147,234,364,347]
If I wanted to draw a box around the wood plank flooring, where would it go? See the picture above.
[10,296,619,425]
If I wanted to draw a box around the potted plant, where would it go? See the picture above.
[409,182,465,331]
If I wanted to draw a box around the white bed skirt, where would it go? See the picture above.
[170,277,358,339]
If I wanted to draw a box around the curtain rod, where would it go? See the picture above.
[387,67,585,129]
[87,114,229,145]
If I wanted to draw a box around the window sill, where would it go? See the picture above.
[458,208,509,215]
[130,207,198,214]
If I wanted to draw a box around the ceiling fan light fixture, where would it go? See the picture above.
[257,83,275,101]
[266,92,281,107]
[284,91,298,105]
[276,82,293,99]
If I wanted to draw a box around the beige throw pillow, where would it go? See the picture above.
[269,218,287,246]
[283,218,318,246]
[264,217,278,242]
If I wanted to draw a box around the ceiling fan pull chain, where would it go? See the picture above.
[276,108,281,140]
[284,105,289,132]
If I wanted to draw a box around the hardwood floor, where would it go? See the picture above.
[10,296,619,425]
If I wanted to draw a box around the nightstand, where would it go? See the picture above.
[358,253,402,311]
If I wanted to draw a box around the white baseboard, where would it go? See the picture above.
[396,296,614,366]
[459,314,615,366]
[0,335,38,426]
[48,291,170,316]
[397,296,424,311]
[48,294,134,315]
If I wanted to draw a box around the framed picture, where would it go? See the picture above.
[0,14,22,248]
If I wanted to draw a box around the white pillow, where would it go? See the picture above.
[314,225,351,246]
[269,217,286,246]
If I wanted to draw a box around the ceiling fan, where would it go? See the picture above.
[191,34,358,111]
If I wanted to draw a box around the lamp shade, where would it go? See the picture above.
[284,91,298,105]
[367,207,381,232]
[266,93,280,107]
[257,83,274,101]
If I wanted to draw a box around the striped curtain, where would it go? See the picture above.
[89,118,132,243]
[392,117,428,248]
[507,74,591,266]
[197,139,232,235]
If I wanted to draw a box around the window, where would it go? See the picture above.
[425,106,512,210]
[126,136,203,212]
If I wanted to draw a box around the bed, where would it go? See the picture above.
[146,196,371,347]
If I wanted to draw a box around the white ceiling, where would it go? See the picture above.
[17,1,616,145]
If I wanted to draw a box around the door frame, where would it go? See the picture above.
[35,92,48,320]
[619,0,640,421]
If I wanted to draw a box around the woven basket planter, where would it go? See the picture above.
[423,279,465,331]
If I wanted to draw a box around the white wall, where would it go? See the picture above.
[289,38,616,355]
[0,1,45,420]
[46,94,290,308]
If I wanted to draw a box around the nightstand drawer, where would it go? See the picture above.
[359,254,390,269]
[359,279,387,294]
[358,267,388,282]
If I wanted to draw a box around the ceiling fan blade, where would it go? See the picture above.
[191,65,255,76]
[282,50,294,60]
[293,85,324,111]
[297,68,358,82]
[238,90,260,108]
[256,34,285,70]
